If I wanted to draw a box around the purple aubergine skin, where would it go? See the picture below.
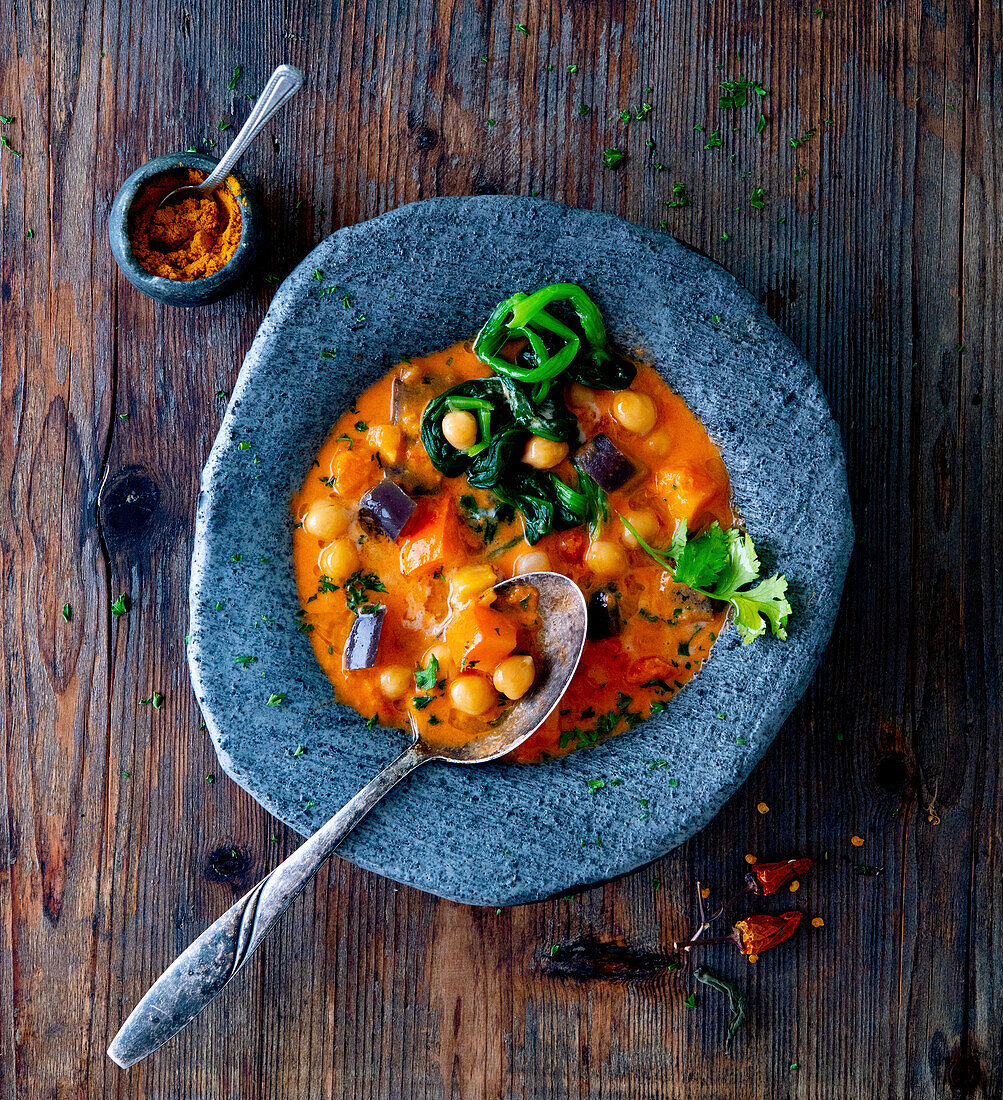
[574,432,636,491]
[358,479,417,540]
[342,607,386,671]
[188,196,853,907]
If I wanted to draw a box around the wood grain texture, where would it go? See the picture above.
[0,1,999,1097]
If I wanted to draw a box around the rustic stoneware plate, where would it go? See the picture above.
[188,196,852,906]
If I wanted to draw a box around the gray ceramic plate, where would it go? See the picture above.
[188,196,852,907]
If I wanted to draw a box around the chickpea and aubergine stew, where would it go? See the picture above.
[292,283,791,763]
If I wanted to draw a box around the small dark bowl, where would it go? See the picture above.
[108,152,262,306]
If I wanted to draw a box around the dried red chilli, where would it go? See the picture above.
[733,911,802,955]
[745,858,812,896]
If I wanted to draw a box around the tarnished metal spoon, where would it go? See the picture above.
[157,64,304,209]
[108,572,587,1068]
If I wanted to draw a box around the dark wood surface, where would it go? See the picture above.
[1,1,999,1097]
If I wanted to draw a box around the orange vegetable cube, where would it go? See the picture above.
[652,466,719,527]
[399,497,460,574]
[446,603,517,671]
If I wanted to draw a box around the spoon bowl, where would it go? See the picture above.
[109,571,586,1068]
[424,572,587,764]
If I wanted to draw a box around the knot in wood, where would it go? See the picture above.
[98,466,160,545]
[415,127,438,150]
[205,845,251,883]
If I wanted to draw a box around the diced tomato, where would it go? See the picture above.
[399,497,461,574]
[446,603,517,670]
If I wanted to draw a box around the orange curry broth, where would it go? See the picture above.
[292,340,732,763]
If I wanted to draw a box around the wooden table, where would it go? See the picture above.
[1,2,998,1097]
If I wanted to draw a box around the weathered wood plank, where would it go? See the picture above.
[1,0,1001,1098]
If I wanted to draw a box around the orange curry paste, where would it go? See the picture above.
[292,341,732,763]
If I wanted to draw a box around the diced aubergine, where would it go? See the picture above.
[343,605,386,670]
[574,433,635,491]
[587,583,623,640]
[359,478,417,539]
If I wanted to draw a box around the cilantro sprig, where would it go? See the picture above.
[619,517,791,644]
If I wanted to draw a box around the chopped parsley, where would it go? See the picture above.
[343,569,387,612]
[414,653,439,691]
[719,75,767,109]
[227,65,242,90]
[664,181,691,208]
[234,654,258,668]
[111,594,129,618]
[62,603,71,623]
[411,695,434,710]
[266,692,286,706]
[602,147,625,168]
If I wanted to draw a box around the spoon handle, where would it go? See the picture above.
[200,63,304,192]
[107,742,426,1069]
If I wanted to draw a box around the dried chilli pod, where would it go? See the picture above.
[745,858,812,896]
[733,911,803,955]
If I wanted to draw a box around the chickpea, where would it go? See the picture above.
[379,665,412,700]
[442,409,478,450]
[584,539,627,577]
[449,563,498,606]
[493,655,536,700]
[367,423,403,464]
[522,435,569,470]
[513,550,551,575]
[449,673,497,716]
[567,382,597,408]
[422,642,453,678]
[620,507,660,549]
[640,429,671,459]
[303,498,351,540]
[612,391,658,437]
[318,538,359,582]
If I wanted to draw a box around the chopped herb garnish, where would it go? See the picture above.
[664,181,691,208]
[354,420,368,432]
[602,147,625,168]
[62,603,71,622]
[411,695,434,710]
[750,186,766,209]
[415,653,439,691]
[111,594,129,617]
[234,654,258,668]
[0,135,21,157]
[515,22,529,34]
[227,65,242,89]
[266,692,286,705]
[344,569,387,612]
[719,75,767,109]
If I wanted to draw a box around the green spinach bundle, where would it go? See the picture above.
[419,283,631,542]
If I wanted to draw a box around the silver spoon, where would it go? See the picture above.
[108,572,587,1068]
[157,64,304,209]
